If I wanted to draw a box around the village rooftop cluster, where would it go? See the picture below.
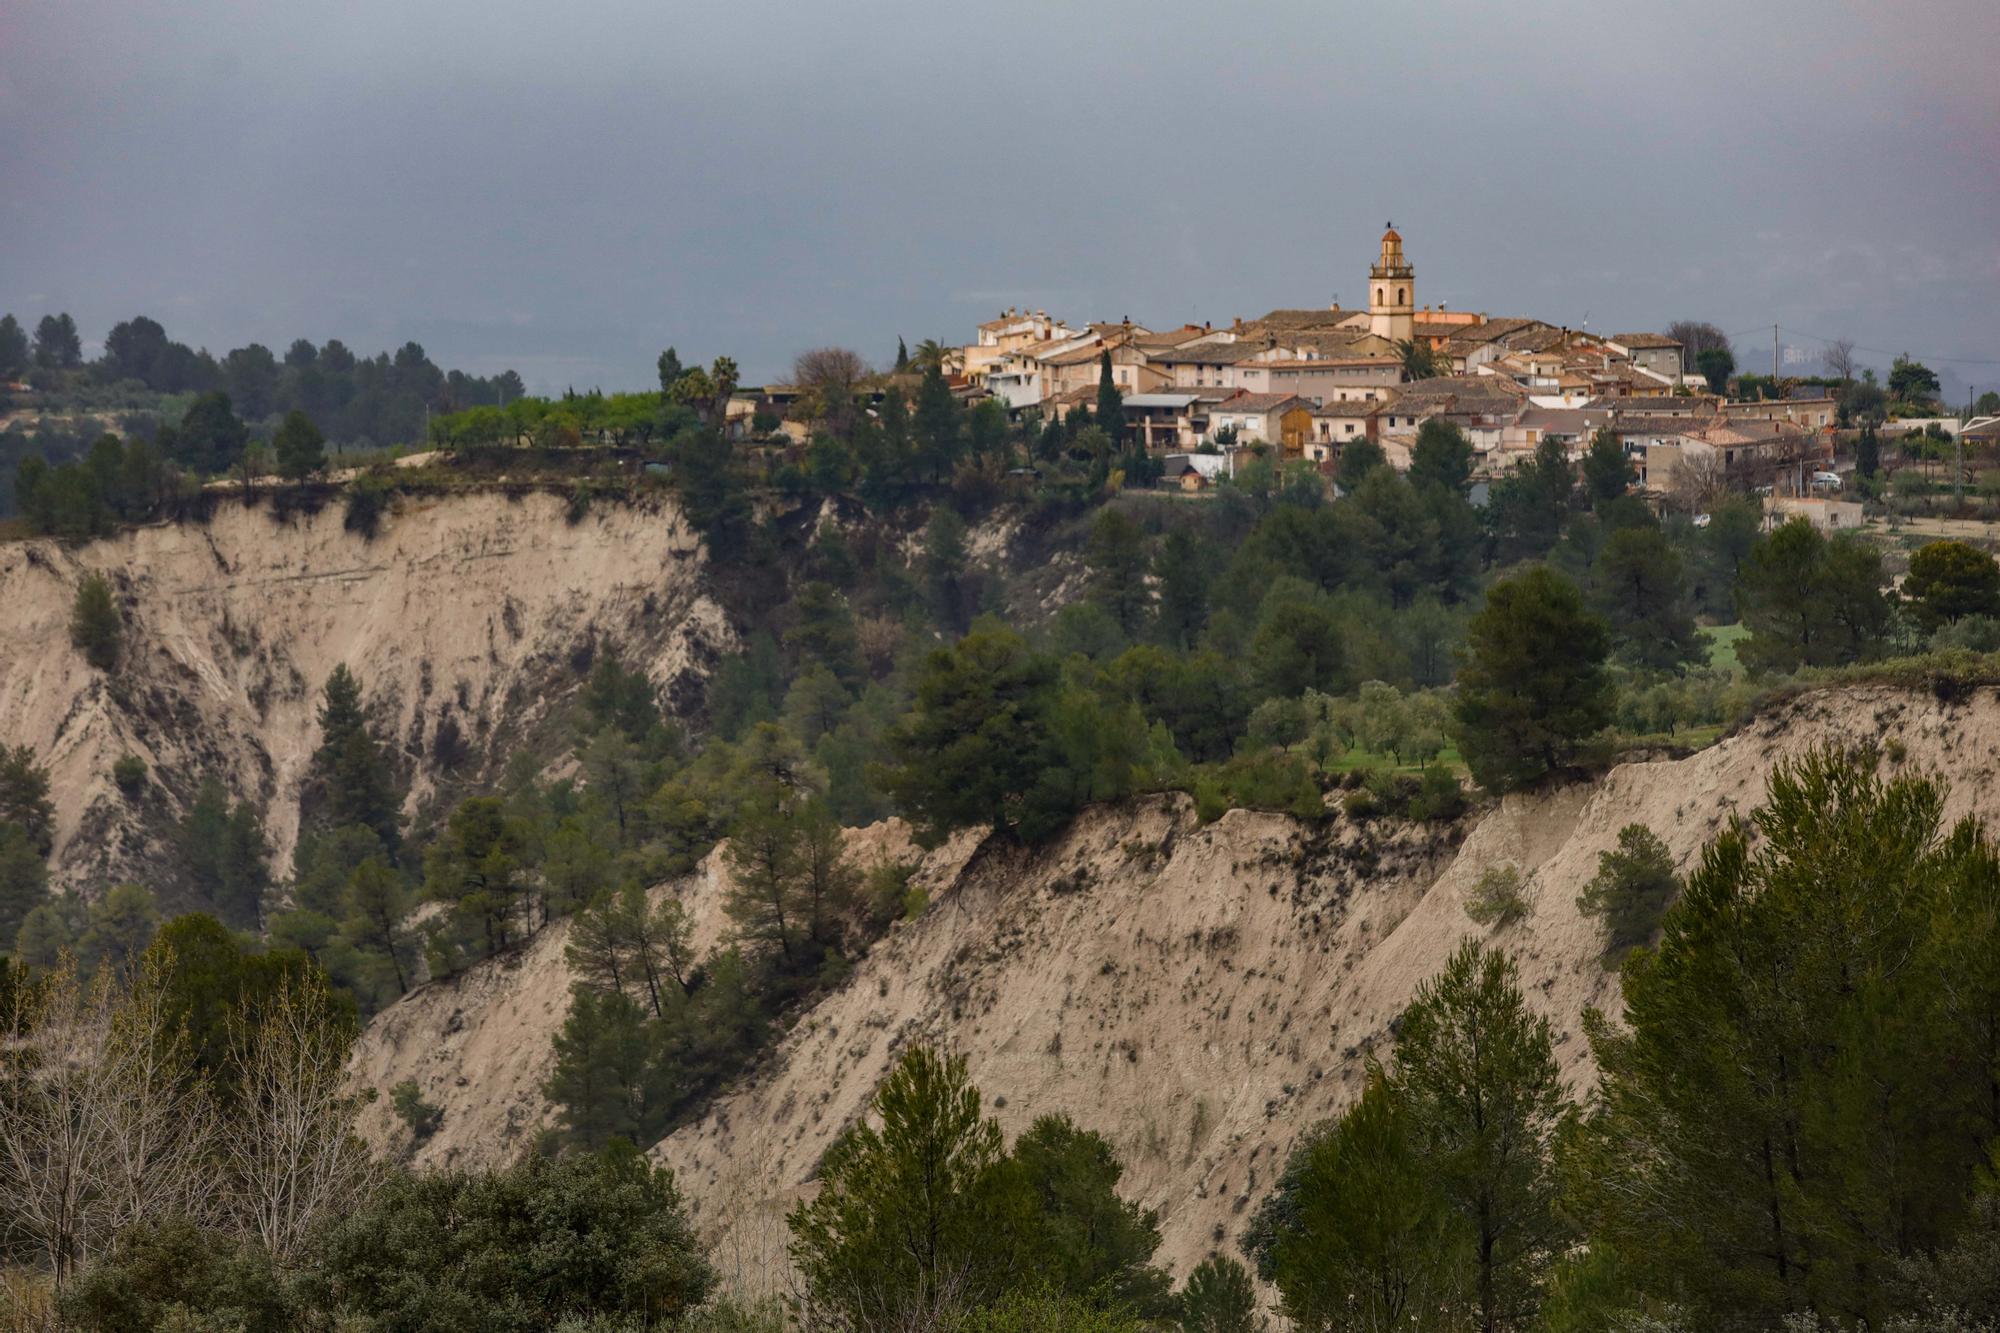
[743,227,1858,503]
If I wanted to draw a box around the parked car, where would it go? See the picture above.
[1812,470,1842,490]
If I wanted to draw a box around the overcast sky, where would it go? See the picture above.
[4,0,1997,396]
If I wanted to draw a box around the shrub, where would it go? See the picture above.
[70,572,122,670]
[1407,766,1468,822]
[112,753,148,796]
[58,1219,294,1333]
[343,472,391,538]
[866,860,918,928]
[1176,1254,1265,1332]
[1465,864,1531,927]
[1576,824,1679,953]
[389,1078,444,1142]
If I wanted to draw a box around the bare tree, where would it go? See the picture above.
[0,951,215,1289]
[94,953,218,1238]
[0,958,117,1285]
[223,975,376,1262]
[1666,447,1727,513]
[1822,337,1858,384]
[1664,320,1732,361]
[793,347,871,436]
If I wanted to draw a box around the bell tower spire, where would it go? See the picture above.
[1368,223,1416,345]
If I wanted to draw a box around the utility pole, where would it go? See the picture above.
[1773,324,1780,396]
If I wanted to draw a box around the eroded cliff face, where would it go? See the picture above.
[0,491,729,896]
[346,682,2000,1293]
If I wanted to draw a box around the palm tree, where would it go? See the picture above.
[1396,338,1444,382]
[910,339,963,376]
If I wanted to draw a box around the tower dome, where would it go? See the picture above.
[1368,223,1415,345]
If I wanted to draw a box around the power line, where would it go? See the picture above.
[1774,324,2000,368]
[1714,324,1999,368]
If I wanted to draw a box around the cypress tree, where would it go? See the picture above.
[1096,350,1123,448]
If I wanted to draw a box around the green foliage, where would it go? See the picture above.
[389,1078,443,1141]
[1087,508,1152,637]
[1486,438,1573,561]
[70,572,122,670]
[58,1219,294,1333]
[1465,863,1531,927]
[1009,1113,1172,1316]
[145,913,345,1087]
[878,627,1067,844]
[1399,942,1573,1331]
[1889,354,1942,406]
[312,664,401,851]
[1096,351,1124,443]
[179,776,270,930]
[946,1286,1148,1333]
[1410,419,1475,495]
[788,1047,1168,1329]
[545,985,666,1151]
[1903,540,2000,633]
[305,1148,715,1330]
[0,819,49,951]
[1575,824,1678,953]
[271,409,326,482]
[79,882,160,974]
[1581,428,1633,504]
[0,744,55,853]
[1736,520,1892,674]
[1336,437,1387,492]
[111,752,147,796]
[1175,1255,1264,1333]
[1592,525,1703,670]
[788,1046,1015,1326]
[1694,345,1735,389]
[1452,567,1612,792]
[1258,1071,1470,1332]
[1576,746,2000,1327]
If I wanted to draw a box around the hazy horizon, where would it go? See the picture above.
[4,0,1997,397]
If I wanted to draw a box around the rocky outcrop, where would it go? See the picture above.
[0,491,728,897]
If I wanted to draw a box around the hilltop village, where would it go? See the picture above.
[732,227,1852,507]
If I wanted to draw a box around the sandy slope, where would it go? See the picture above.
[347,681,2000,1293]
[0,491,727,894]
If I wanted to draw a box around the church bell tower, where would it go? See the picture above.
[1368,224,1415,344]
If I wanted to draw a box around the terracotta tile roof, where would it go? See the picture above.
[1584,394,1713,413]
[1611,332,1683,350]
[1212,392,1305,415]
[1311,399,1384,417]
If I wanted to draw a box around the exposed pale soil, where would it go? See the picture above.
[0,491,727,897]
[350,682,2000,1292]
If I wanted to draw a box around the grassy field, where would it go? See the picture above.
[1703,623,1749,674]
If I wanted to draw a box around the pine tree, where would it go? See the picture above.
[340,856,414,995]
[1579,746,2000,1325]
[0,821,48,950]
[787,1047,1014,1327]
[543,986,661,1150]
[313,665,400,849]
[70,573,122,670]
[914,362,962,482]
[1154,529,1212,649]
[1086,508,1152,636]
[1452,567,1611,792]
[1396,942,1573,1333]
[272,410,326,483]
[1259,1070,1470,1331]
